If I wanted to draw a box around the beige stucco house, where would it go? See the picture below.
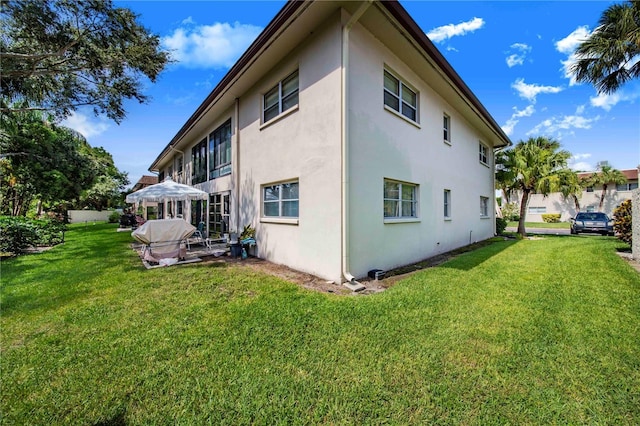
[147,0,511,283]
[519,168,638,222]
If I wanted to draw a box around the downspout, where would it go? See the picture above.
[342,1,373,288]
[234,98,240,233]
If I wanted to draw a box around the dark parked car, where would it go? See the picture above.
[570,212,614,235]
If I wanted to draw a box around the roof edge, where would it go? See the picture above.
[379,0,511,148]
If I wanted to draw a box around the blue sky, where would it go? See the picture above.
[62,0,640,187]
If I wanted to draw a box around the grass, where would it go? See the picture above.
[2,223,639,424]
[507,221,571,229]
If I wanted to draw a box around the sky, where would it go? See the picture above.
[62,0,640,188]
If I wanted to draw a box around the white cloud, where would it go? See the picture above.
[502,104,535,136]
[590,91,638,111]
[555,26,592,85]
[61,112,109,139]
[162,21,263,68]
[505,43,531,68]
[426,17,485,43]
[512,78,563,102]
[526,114,599,136]
[569,153,593,171]
[555,26,590,54]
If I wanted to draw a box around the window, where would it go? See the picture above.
[444,189,451,218]
[209,119,232,179]
[480,196,489,217]
[528,206,547,214]
[616,182,638,191]
[586,186,594,193]
[479,142,488,165]
[176,156,183,183]
[443,114,451,143]
[209,192,230,236]
[383,70,418,122]
[263,181,299,218]
[384,179,418,218]
[191,138,207,184]
[586,205,596,213]
[263,70,299,123]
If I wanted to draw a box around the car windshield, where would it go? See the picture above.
[576,213,608,221]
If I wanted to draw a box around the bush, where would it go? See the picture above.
[496,217,508,235]
[501,202,519,221]
[0,216,66,255]
[0,216,39,254]
[108,211,121,223]
[613,200,631,245]
[541,213,561,223]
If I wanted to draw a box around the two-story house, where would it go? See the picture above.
[146,0,511,284]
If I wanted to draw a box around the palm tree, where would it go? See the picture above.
[495,137,572,237]
[584,164,627,211]
[556,169,584,214]
[571,0,640,94]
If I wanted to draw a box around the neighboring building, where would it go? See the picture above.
[146,0,511,283]
[521,168,638,221]
[130,175,159,219]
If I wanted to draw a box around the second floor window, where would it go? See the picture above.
[479,142,488,165]
[191,138,207,184]
[209,119,232,179]
[443,114,451,143]
[263,70,299,123]
[384,69,418,122]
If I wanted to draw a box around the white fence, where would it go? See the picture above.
[67,209,119,224]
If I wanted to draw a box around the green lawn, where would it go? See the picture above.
[507,221,571,229]
[2,223,639,424]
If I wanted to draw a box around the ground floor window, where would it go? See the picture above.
[209,192,230,237]
[528,206,546,214]
[191,199,206,231]
[263,181,299,218]
[480,196,489,217]
[444,189,451,219]
[384,179,418,218]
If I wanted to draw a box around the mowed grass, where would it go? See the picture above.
[1,223,639,424]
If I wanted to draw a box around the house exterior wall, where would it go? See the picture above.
[235,13,344,282]
[521,175,638,221]
[346,23,496,278]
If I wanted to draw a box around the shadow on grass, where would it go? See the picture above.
[439,237,518,271]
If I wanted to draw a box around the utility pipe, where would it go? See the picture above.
[341,0,373,285]
[234,98,241,234]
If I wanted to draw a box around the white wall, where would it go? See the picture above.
[237,13,344,282]
[346,23,496,278]
[68,210,115,224]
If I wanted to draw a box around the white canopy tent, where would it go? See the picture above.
[125,177,208,204]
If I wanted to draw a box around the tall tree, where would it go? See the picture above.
[0,0,169,123]
[571,0,640,94]
[584,164,627,211]
[495,137,572,237]
[557,169,585,214]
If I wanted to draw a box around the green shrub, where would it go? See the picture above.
[0,216,39,254]
[541,213,561,223]
[613,200,631,245]
[108,211,121,223]
[0,216,66,255]
[501,202,519,221]
[496,217,508,235]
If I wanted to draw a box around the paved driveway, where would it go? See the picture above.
[505,227,570,236]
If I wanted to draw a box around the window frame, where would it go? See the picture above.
[528,206,547,214]
[383,69,419,123]
[191,138,207,184]
[263,70,299,124]
[444,189,451,219]
[384,179,419,220]
[479,142,489,166]
[262,180,299,220]
[443,113,451,144]
[480,196,490,218]
[616,182,638,191]
[209,119,232,179]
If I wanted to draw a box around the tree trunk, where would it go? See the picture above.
[573,195,580,213]
[598,184,607,211]
[518,190,530,237]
